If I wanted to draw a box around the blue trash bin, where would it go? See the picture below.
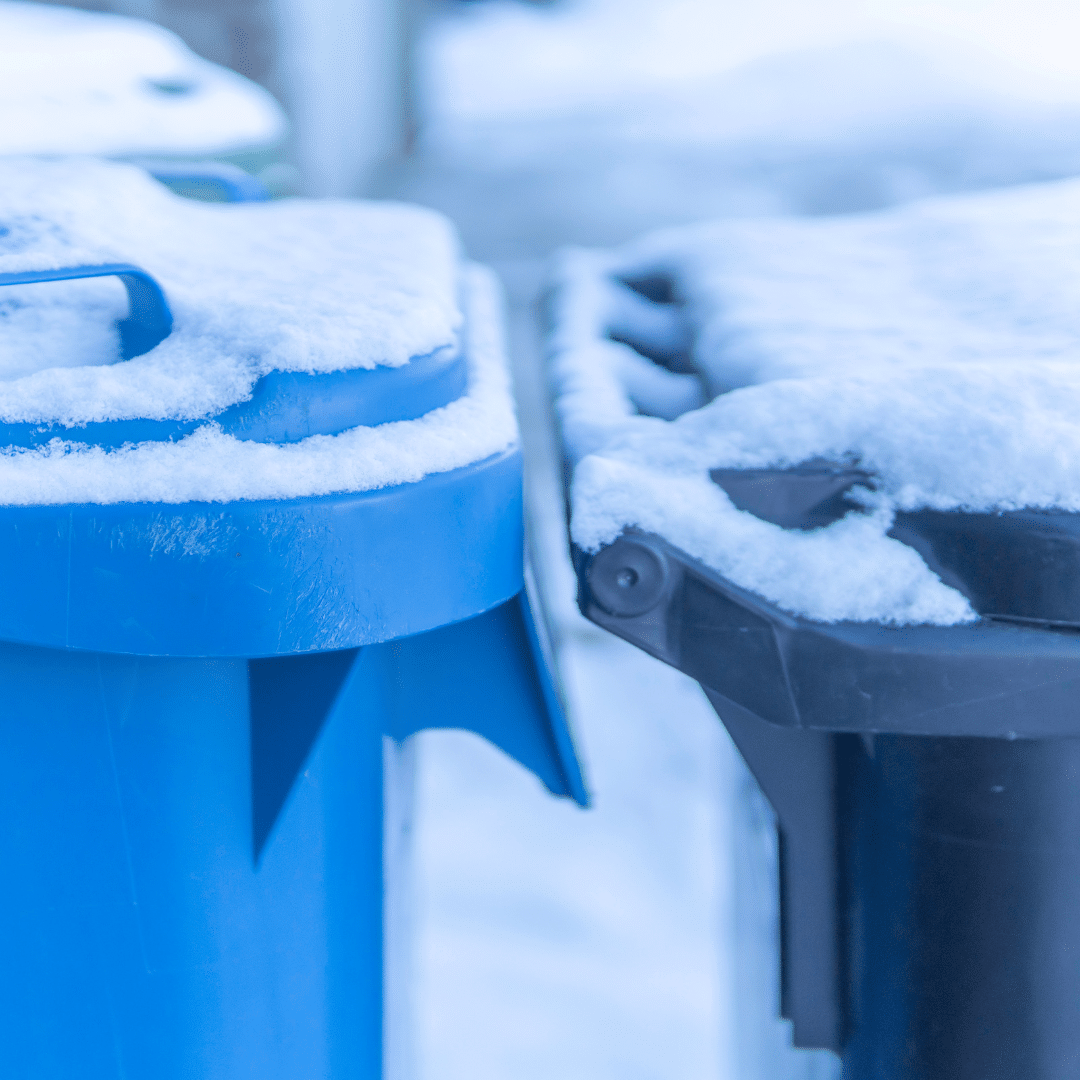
[0,164,586,1079]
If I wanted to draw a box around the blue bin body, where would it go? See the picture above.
[0,262,585,1078]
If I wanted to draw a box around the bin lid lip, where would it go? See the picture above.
[551,176,1080,628]
[0,158,463,429]
[0,1,286,157]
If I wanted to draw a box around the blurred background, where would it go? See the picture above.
[33,0,1080,222]
[17,1,1080,1078]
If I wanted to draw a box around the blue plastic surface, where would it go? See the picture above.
[379,590,589,807]
[144,160,273,203]
[0,597,583,1078]
[0,225,586,1077]
[0,448,525,656]
[0,642,383,1079]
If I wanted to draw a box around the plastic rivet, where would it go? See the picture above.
[588,538,669,617]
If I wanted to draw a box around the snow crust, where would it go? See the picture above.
[551,178,1080,626]
[0,159,461,424]
[0,259,514,505]
[0,1,285,157]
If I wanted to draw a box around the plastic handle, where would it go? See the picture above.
[0,264,173,359]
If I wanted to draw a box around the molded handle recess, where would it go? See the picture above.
[144,162,271,203]
[0,264,173,359]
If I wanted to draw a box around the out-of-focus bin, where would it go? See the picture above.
[0,1,290,196]
[0,163,585,1079]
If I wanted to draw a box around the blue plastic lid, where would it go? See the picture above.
[0,182,518,656]
[0,263,468,448]
[0,161,470,459]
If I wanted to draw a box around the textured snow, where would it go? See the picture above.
[0,259,512,505]
[552,178,1080,625]
[0,159,462,423]
[0,160,514,505]
[0,1,285,157]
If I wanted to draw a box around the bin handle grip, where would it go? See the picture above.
[0,263,173,359]
[144,162,271,203]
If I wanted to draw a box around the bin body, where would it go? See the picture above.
[0,466,583,1079]
[0,645,381,1079]
[580,530,1080,1080]
[840,734,1080,1080]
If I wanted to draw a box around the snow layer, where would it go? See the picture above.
[552,178,1080,625]
[0,159,461,423]
[0,159,514,505]
[425,0,1080,126]
[412,13,1080,258]
[0,1,285,157]
[0,258,514,505]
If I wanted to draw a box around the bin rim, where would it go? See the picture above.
[0,447,526,658]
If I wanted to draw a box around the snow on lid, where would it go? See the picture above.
[552,177,1080,626]
[0,262,514,505]
[0,1,285,157]
[0,158,462,425]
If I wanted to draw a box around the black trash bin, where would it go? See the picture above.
[547,185,1080,1080]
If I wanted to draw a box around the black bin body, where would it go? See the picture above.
[576,465,1080,1080]
[841,734,1080,1080]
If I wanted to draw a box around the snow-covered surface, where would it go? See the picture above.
[424,0,1080,126]
[411,659,728,1080]
[0,1,285,157]
[552,177,1080,625]
[0,160,459,414]
[0,159,515,505]
[405,11,1080,258]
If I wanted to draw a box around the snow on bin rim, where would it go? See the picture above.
[551,177,1080,626]
[0,1,285,157]
[0,159,461,425]
[0,260,513,505]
